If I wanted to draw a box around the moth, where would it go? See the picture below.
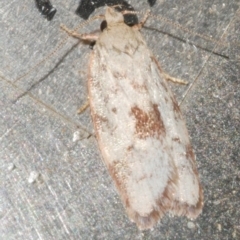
[62,7,204,230]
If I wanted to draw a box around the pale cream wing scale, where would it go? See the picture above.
[88,8,203,230]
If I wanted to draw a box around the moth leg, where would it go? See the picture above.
[163,72,188,85]
[60,24,99,41]
[77,100,89,114]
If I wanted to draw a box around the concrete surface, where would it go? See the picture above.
[0,0,239,239]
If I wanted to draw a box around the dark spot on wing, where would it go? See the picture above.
[113,71,122,78]
[172,137,181,143]
[112,71,127,80]
[101,63,107,72]
[127,145,134,151]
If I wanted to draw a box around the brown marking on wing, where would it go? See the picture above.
[185,144,195,161]
[137,173,153,183]
[160,81,169,92]
[150,56,163,73]
[129,209,162,230]
[104,95,110,103]
[108,160,130,208]
[131,104,166,139]
[112,71,122,78]
[185,144,201,179]
[112,71,127,81]
[168,182,204,220]
[127,145,134,151]
[172,137,181,143]
[171,96,182,117]
[150,55,169,93]
[123,42,138,55]
[130,81,147,92]
[94,114,109,131]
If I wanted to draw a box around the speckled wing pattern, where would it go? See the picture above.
[88,8,203,230]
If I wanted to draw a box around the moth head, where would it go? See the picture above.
[105,7,124,25]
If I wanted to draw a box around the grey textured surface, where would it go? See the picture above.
[0,0,239,239]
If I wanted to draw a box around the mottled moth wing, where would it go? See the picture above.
[88,8,203,230]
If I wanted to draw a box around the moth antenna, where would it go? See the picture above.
[149,13,228,47]
[14,14,104,83]
[122,10,144,16]
[137,10,151,29]
[123,10,228,47]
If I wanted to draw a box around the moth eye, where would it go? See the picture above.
[100,20,107,31]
